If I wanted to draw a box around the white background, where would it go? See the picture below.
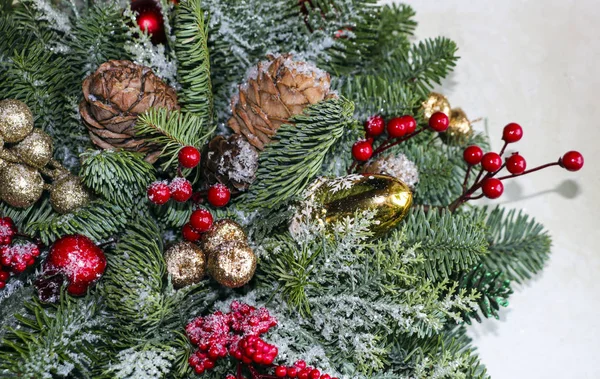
[383,1,600,377]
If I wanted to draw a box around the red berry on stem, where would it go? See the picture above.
[0,218,17,245]
[463,145,483,166]
[502,123,523,143]
[352,140,373,161]
[506,153,527,174]
[428,111,449,132]
[182,223,201,242]
[561,151,584,171]
[310,369,321,379]
[287,367,299,378]
[147,181,171,205]
[481,152,502,172]
[387,115,416,138]
[189,208,213,232]
[131,0,166,43]
[207,184,231,207]
[169,178,193,202]
[482,178,504,199]
[364,115,385,137]
[295,360,307,369]
[178,146,201,168]
[275,366,288,377]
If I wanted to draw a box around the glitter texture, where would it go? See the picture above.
[164,242,207,288]
[421,92,451,120]
[202,219,247,256]
[12,128,54,168]
[49,175,91,214]
[207,241,256,288]
[0,99,34,143]
[441,108,473,145]
[0,163,44,208]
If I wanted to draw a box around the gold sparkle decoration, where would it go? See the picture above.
[12,128,54,168]
[49,175,91,214]
[0,163,44,208]
[421,92,451,120]
[202,219,247,257]
[164,242,207,288]
[440,108,473,146]
[0,158,7,172]
[207,241,256,288]
[0,99,34,143]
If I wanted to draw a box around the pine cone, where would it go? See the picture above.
[202,135,259,191]
[228,54,335,150]
[79,60,178,162]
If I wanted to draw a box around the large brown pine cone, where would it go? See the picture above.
[202,134,259,191]
[228,54,335,150]
[79,60,178,162]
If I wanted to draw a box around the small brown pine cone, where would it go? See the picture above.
[202,134,259,191]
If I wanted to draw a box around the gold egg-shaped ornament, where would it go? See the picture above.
[0,99,34,143]
[421,92,451,120]
[207,241,256,288]
[49,175,91,214]
[440,108,473,146]
[300,174,413,237]
[0,163,44,208]
[11,128,54,168]
[164,242,207,288]
[202,219,247,257]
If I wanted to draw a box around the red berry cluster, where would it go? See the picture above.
[147,178,193,205]
[182,208,214,242]
[274,361,338,379]
[185,301,278,375]
[0,217,40,289]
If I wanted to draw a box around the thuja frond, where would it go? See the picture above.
[174,0,213,124]
[244,98,355,209]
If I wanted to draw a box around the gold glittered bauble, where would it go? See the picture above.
[421,92,451,120]
[440,108,473,146]
[207,241,256,288]
[49,175,91,214]
[0,99,34,143]
[0,158,7,172]
[164,242,207,288]
[11,128,54,168]
[0,163,44,208]
[298,174,413,237]
[202,219,247,256]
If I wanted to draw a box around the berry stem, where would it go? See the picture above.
[495,161,560,181]
[462,165,473,193]
[498,141,508,157]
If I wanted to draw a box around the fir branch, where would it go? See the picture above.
[244,98,355,209]
[154,201,193,229]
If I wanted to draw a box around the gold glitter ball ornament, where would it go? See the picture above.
[164,242,207,288]
[11,128,54,168]
[421,92,451,120]
[207,241,256,288]
[0,99,34,143]
[202,219,247,256]
[440,108,473,146]
[49,175,91,214]
[0,163,44,208]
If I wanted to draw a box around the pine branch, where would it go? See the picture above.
[174,0,213,125]
[244,98,355,209]
[154,201,193,229]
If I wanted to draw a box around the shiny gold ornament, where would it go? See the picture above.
[202,219,247,256]
[0,163,44,208]
[49,175,91,214]
[0,158,6,172]
[11,128,54,168]
[164,242,207,288]
[421,92,451,120]
[299,174,413,237]
[0,99,34,143]
[207,241,256,288]
[440,108,473,146]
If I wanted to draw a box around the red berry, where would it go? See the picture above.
[428,111,449,132]
[561,151,584,171]
[295,360,307,369]
[463,145,483,166]
[178,146,201,168]
[364,115,385,137]
[506,154,527,174]
[287,367,299,378]
[321,375,331,379]
[481,152,502,172]
[298,369,310,379]
[275,366,287,377]
[310,369,321,379]
[482,178,504,199]
[0,217,17,245]
[352,140,373,162]
[502,123,523,143]
[169,178,193,202]
[207,184,231,207]
[0,281,5,289]
[0,270,9,281]
[190,209,213,233]
[387,115,416,138]
[147,181,171,205]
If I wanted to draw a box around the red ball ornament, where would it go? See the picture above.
[190,208,213,233]
[44,235,107,296]
[481,152,502,172]
[131,0,166,44]
[482,178,504,199]
[561,151,584,171]
[352,140,373,161]
[147,181,171,205]
[428,112,449,132]
[169,178,193,202]
[387,115,415,138]
[364,115,385,137]
[506,153,527,174]
[182,223,202,242]
[179,146,201,169]
[207,184,231,207]
[502,123,523,143]
[0,217,17,245]
[463,145,483,166]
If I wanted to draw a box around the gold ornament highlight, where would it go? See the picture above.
[421,92,451,120]
[49,175,91,214]
[12,128,54,168]
[202,219,247,256]
[0,163,44,208]
[440,108,473,145]
[207,241,256,288]
[164,242,207,288]
[0,99,34,143]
